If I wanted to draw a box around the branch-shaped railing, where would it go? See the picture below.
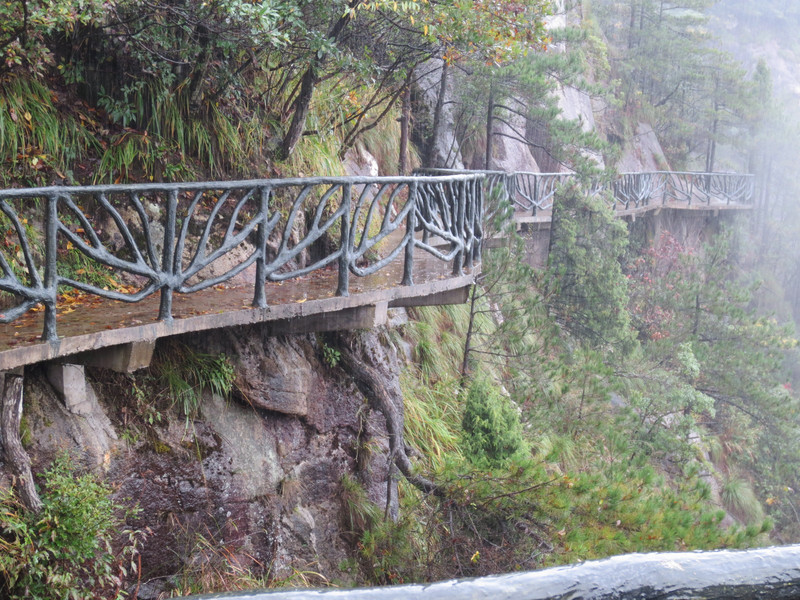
[0,174,484,342]
[514,170,755,214]
[419,169,755,215]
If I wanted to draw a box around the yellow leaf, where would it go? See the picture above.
[66,241,74,250]
[23,111,31,122]
[410,14,414,24]
[424,23,428,35]
[297,297,307,303]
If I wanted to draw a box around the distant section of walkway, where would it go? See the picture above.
[417,169,755,225]
[0,168,754,371]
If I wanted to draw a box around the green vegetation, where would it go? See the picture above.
[377,225,777,582]
[0,453,143,600]
[151,343,236,425]
[0,0,551,184]
[2,0,800,595]
[461,376,526,468]
[547,183,634,351]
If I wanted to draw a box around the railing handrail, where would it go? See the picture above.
[0,167,755,344]
[507,170,755,214]
[506,169,756,178]
[0,173,484,199]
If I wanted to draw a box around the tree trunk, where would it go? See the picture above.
[280,65,317,159]
[461,282,480,380]
[485,83,495,170]
[1,371,42,513]
[186,23,211,112]
[279,1,361,160]
[399,85,411,175]
[336,332,442,497]
[706,112,718,173]
[425,60,450,168]
[628,0,637,49]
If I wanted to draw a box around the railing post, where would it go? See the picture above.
[453,180,466,276]
[471,177,484,265]
[464,179,475,272]
[336,183,352,297]
[42,195,59,342]
[532,174,539,216]
[402,181,418,286]
[253,185,270,309]
[158,189,178,321]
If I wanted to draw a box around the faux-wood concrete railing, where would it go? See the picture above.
[417,169,755,214]
[0,174,483,343]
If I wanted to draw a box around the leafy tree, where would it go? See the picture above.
[624,228,800,534]
[590,0,758,169]
[0,0,107,77]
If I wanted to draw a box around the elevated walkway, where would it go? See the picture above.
[0,244,473,372]
[0,175,481,371]
[0,169,754,372]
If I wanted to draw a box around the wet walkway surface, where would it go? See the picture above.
[513,196,752,223]
[0,245,476,370]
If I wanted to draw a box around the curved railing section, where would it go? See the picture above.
[414,168,515,229]
[0,174,483,342]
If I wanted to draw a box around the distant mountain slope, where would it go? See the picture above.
[711,0,800,101]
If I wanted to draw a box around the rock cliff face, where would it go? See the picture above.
[411,0,667,176]
[8,320,410,596]
[487,99,541,174]
[616,123,670,173]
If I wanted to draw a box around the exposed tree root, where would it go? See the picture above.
[335,330,443,498]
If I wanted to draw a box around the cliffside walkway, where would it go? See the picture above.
[0,170,753,372]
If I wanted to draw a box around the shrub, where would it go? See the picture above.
[0,454,142,599]
[461,377,526,467]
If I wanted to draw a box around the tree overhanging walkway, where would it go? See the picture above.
[0,170,753,371]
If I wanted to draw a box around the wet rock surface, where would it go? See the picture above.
[8,321,409,595]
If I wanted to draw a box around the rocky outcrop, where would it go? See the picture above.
[555,85,606,170]
[488,100,541,174]
[617,123,670,173]
[5,317,412,597]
